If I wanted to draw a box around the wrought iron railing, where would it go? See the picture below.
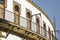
[0,8,56,40]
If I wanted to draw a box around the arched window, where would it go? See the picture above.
[36,17,40,34]
[36,18,39,24]
[27,12,31,18]
[43,22,46,37]
[26,12,31,30]
[14,4,20,25]
[15,5,19,12]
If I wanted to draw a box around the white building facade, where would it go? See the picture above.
[0,0,56,40]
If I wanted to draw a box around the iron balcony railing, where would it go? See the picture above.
[0,8,56,40]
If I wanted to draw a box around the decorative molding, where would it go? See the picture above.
[26,0,54,27]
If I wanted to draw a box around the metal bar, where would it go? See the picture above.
[5,26,14,38]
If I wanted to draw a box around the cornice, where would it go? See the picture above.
[26,0,54,27]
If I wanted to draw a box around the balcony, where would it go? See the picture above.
[0,8,56,40]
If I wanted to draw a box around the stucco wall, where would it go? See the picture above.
[5,0,55,35]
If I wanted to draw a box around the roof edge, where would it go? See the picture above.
[26,0,54,27]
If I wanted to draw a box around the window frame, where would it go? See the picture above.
[36,15,40,34]
[48,27,51,40]
[26,8,32,30]
[0,0,7,8]
[15,5,19,12]
[43,21,46,37]
[0,0,7,19]
[13,1,21,25]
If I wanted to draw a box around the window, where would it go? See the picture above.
[15,5,19,12]
[13,1,21,25]
[27,12,30,18]
[43,21,46,37]
[26,9,32,30]
[14,5,20,25]
[52,32,53,40]
[0,9,3,18]
[0,0,7,8]
[36,16,40,34]
[48,27,51,40]
[0,0,7,19]
[36,18,39,24]
[27,12,31,30]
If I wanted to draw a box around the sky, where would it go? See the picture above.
[32,0,60,39]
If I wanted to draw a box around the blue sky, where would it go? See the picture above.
[32,0,60,39]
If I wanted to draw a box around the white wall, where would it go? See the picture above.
[5,0,55,35]
[41,13,55,35]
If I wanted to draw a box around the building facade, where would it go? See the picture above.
[0,0,56,40]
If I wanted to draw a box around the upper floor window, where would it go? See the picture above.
[27,12,31,19]
[43,22,46,30]
[36,18,39,24]
[0,0,4,4]
[48,27,51,40]
[15,5,19,12]
[27,12,31,29]
[26,9,32,30]
[43,21,46,37]
[0,0,7,8]
[36,16,40,34]
[13,1,21,25]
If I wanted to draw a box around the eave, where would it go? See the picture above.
[26,0,54,28]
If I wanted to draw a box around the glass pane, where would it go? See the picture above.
[15,5,19,12]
